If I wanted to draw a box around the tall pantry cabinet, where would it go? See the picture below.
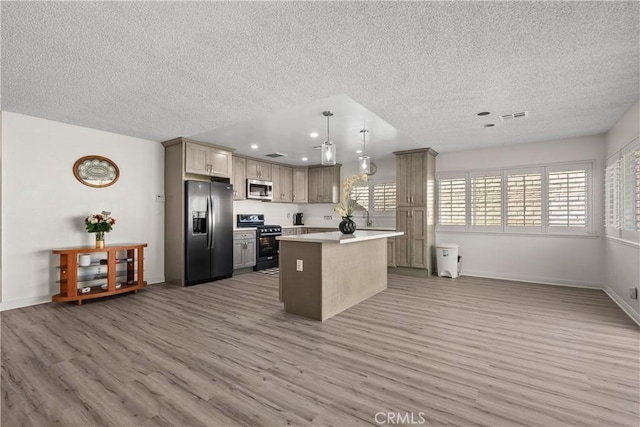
[393,148,438,274]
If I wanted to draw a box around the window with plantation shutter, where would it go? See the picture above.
[547,169,587,228]
[438,178,466,226]
[350,185,369,210]
[437,161,593,235]
[622,148,640,231]
[507,173,542,227]
[605,140,639,242]
[605,161,621,232]
[470,174,502,227]
[373,183,396,211]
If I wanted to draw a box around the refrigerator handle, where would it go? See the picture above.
[206,197,212,249]
[209,197,216,250]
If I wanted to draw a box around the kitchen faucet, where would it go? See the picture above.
[363,210,372,227]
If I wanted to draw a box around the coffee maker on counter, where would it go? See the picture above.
[293,212,304,225]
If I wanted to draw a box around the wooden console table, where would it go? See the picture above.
[52,243,147,305]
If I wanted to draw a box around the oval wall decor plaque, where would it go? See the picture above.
[73,155,120,188]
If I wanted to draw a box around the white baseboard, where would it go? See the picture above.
[1,295,52,312]
[603,286,640,326]
[461,270,602,289]
[0,275,166,312]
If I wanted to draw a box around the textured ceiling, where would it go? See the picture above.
[2,1,639,165]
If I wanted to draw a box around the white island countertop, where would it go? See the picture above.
[277,230,403,244]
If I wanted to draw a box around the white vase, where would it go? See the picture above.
[78,254,91,267]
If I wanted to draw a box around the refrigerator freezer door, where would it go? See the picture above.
[185,181,213,285]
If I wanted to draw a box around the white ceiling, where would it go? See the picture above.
[2,1,639,166]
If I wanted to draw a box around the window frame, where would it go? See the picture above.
[349,180,397,218]
[606,138,640,243]
[468,171,502,232]
[437,161,595,236]
[437,173,467,232]
[505,167,543,233]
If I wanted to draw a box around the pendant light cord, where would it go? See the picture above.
[361,129,368,155]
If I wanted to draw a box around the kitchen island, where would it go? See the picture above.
[277,230,403,321]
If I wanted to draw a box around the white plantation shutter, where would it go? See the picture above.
[605,160,621,232]
[621,148,640,231]
[547,168,588,228]
[507,173,542,227]
[350,185,369,210]
[470,174,502,228]
[437,161,593,235]
[373,183,396,211]
[636,149,640,232]
[438,178,466,226]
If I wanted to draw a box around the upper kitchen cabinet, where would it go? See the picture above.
[272,164,293,203]
[231,156,247,200]
[292,167,308,203]
[246,159,272,181]
[308,165,341,203]
[395,148,437,207]
[184,140,233,178]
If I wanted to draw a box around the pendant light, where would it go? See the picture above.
[358,129,371,174]
[321,111,337,165]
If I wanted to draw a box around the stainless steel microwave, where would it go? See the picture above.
[247,179,273,201]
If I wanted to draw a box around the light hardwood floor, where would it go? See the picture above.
[2,273,638,427]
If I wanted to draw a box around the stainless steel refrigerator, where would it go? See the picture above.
[185,180,233,286]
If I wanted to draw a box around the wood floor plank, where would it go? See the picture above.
[2,273,638,427]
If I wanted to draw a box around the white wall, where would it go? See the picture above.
[604,100,640,324]
[436,134,606,288]
[0,112,165,310]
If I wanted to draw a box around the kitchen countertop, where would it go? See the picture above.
[235,225,397,231]
[276,230,403,244]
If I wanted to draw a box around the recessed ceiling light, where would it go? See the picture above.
[484,124,495,127]
[302,157,308,162]
[310,132,319,138]
[356,149,363,154]
[477,111,491,116]
[250,144,259,149]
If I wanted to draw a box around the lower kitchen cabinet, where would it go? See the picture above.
[233,230,256,270]
[395,207,429,270]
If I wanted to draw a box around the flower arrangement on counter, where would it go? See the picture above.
[85,211,116,233]
[334,173,368,219]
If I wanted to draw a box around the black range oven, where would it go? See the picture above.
[255,225,282,270]
[237,214,282,271]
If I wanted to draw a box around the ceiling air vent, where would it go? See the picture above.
[265,152,288,158]
[499,111,528,121]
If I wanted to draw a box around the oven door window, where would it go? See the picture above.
[258,235,279,258]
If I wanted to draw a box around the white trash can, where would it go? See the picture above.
[436,243,459,278]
